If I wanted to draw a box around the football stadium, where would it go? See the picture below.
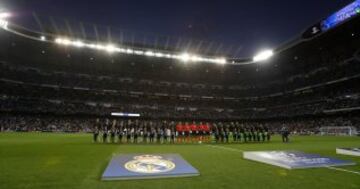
[1,1,360,189]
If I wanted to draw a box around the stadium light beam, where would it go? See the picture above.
[253,49,274,62]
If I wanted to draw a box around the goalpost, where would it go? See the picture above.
[319,126,358,136]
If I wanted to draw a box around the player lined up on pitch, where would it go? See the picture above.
[93,119,271,144]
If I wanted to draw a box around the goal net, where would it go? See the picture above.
[319,126,358,136]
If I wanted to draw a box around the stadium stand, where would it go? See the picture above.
[1,10,360,137]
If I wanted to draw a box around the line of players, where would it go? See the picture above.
[213,126,271,143]
[93,119,271,144]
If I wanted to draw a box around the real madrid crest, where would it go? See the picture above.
[124,155,176,174]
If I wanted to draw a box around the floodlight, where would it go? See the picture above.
[95,44,105,50]
[0,12,11,19]
[0,19,8,29]
[155,52,164,57]
[62,39,71,45]
[86,43,97,49]
[40,36,46,41]
[105,44,116,53]
[216,58,227,64]
[134,50,144,55]
[253,49,274,62]
[126,49,134,54]
[73,40,84,48]
[145,51,155,56]
[179,53,190,62]
[55,38,63,43]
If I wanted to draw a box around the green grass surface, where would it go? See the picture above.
[0,133,359,189]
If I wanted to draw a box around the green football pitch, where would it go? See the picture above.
[0,133,359,189]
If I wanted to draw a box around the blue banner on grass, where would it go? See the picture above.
[102,154,199,180]
[244,151,356,169]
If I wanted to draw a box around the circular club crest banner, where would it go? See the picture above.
[124,155,176,174]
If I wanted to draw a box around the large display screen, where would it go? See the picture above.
[322,0,360,31]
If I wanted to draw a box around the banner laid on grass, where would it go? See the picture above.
[243,151,356,169]
[102,154,199,180]
[336,148,360,157]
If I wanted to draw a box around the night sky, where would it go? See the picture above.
[0,0,354,57]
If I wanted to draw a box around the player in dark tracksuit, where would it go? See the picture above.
[214,127,220,143]
[170,128,176,144]
[133,129,139,144]
[220,128,225,143]
[126,128,131,143]
[224,127,230,143]
[143,128,148,143]
[247,129,252,142]
[281,126,290,143]
[156,128,162,143]
[252,128,256,142]
[265,127,271,141]
[233,127,238,142]
[117,127,123,143]
[256,128,260,142]
[102,129,108,143]
[246,128,251,142]
[260,127,266,142]
[93,127,99,142]
[93,118,100,142]
[237,128,242,143]
[110,129,116,143]
[150,128,155,143]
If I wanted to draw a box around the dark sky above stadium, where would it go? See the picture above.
[0,0,354,57]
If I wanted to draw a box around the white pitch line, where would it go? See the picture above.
[205,144,244,153]
[206,144,360,176]
[326,166,360,176]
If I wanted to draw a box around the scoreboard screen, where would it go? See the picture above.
[321,0,360,31]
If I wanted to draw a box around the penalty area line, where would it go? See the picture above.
[326,166,360,176]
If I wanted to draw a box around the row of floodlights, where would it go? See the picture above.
[55,37,227,64]
[0,11,274,64]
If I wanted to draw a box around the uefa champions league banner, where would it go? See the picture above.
[102,154,199,180]
[336,148,360,157]
[243,151,356,169]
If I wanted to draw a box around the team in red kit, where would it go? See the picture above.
[176,122,211,143]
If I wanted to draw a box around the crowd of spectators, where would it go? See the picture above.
[1,115,358,135]
[1,57,360,98]
[1,26,360,132]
